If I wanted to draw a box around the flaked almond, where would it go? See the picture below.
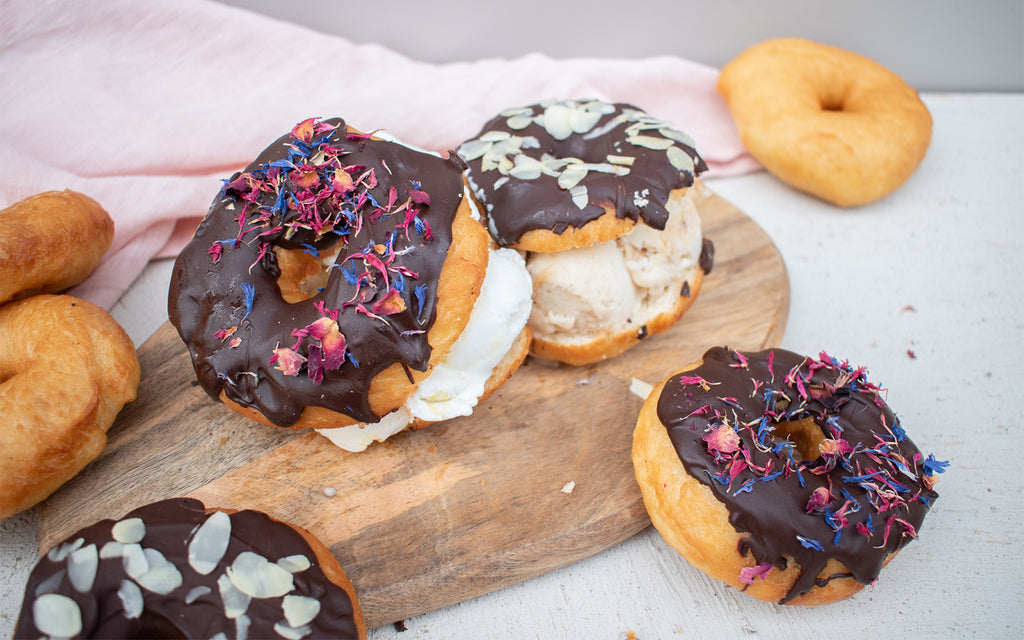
[506,114,534,130]
[112,518,146,544]
[189,510,232,575]
[458,139,492,162]
[218,573,252,619]
[277,555,311,574]
[134,548,183,595]
[569,185,589,210]
[227,551,295,599]
[628,135,674,151]
[117,579,144,619]
[122,544,149,579]
[100,541,125,559]
[508,155,544,180]
[67,544,98,593]
[32,593,82,637]
[283,594,321,627]
[47,537,84,563]
[274,621,312,640]
[666,145,695,172]
[542,103,574,140]
[557,164,588,190]
[185,585,212,604]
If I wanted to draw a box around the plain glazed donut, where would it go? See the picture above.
[169,117,532,443]
[13,497,365,639]
[0,295,140,520]
[717,38,932,207]
[0,190,114,304]
[459,99,713,365]
[632,346,946,605]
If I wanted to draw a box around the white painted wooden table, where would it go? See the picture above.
[2,93,1021,638]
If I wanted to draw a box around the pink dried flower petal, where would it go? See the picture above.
[805,486,831,513]
[271,346,306,377]
[703,425,740,456]
[738,563,773,585]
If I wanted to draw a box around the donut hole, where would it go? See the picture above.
[274,242,343,303]
[770,416,827,461]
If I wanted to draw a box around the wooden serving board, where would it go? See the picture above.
[39,190,788,629]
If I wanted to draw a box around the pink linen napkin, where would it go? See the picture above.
[0,0,757,310]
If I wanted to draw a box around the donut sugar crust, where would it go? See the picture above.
[632,346,945,605]
[14,497,365,639]
[169,117,492,430]
[0,295,140,520]
[459,99,712,365]
[0,190,114,304]
[717,38,932,207]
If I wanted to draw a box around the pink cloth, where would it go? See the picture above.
[0,0,757,309]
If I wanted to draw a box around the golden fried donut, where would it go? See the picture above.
[14,497,366,639]
[0,294,140,520]
[169,118,532,449]
[632,346,946,605]
[459,99,714,366]
[0,190,114,304]
[717,38,932,207]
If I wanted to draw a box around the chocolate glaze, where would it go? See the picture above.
[656,346,941,603]
[14,498,360,639]
[459,100,707,246]
[168,118,465,426]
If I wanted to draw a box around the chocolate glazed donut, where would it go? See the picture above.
[14,498,363,639]
[459,99,709,246]
[169,118,466,427]
[656,347,945,603]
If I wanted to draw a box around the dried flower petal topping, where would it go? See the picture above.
[657,346,945,604]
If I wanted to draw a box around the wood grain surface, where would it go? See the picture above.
[38,190,788,629]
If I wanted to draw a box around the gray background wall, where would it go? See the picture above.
[214,0,1023,92]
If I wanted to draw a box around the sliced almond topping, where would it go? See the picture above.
[479,130,512,142]
[122,544,149,579]
[506,114,534,130]
[666,145,695,172]
[185,585,212,604]
[134,548,183,595]
[606,155,636,166]
[557,164,588,190]
[218,573,252,618]
[570,185,589,210]
[283,594,321,627]
[117,579,144,619]
[112,518,146,544]
[542,103,574,140]
[67,544,98,593]
[100,541,126,559]
[277,555,312,574]
[274,621,313,640]
[508,155,544,180]
[569,107,602,135]
[188,510,232,575]
[659,126,696,148]
[33,593,82,637]
[628,135,674,150]
[47,537,85,563]
[227,551,295,599]
[457,139,492,162]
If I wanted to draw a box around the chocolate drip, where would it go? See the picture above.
[656,346,940,603]
[14,498,360,639]
[460,101,707,246]
[168,118,464,426]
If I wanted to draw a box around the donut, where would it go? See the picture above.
[459,99,713,366]
[0,294,140,520]
[13,497,365,639]
[168,117,532,448]
[632,346,946,605]
[717,38,932,207]
[0,190,114,304]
